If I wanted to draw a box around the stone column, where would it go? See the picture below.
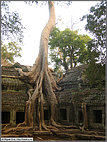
[10,109,16,126]
[73,103,78,124]
[82,103,88,129]
[67,107,70,123]
[102,108,105,129]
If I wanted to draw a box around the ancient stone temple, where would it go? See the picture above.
[2,63,31,126]
[1,63,105,131]
[55,65,105,130]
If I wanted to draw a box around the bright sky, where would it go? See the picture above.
[8,1,100,67]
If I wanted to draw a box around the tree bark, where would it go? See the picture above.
[21,1,60,130]
[63,49,68,71]
[70,47,73,69]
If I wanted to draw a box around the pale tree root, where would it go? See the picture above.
[2,123,12,131]
[50,119,77,130]
[13,56,74,133]
[17,121,26,127]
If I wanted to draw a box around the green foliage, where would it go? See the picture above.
[81,1,106,64]
[1,42,22,64]
[85,63,105,90]
[1,1,25,43]
[81,1,106,89]
[82,41,105,89]
[78,40,100,64]
[49,27,91,74]
[1,1,24,64]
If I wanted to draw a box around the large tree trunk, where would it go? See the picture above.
[22,1,59,130]
[70,47,73,69]
[63,49,68,71]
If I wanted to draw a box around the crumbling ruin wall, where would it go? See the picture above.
[1,65,30,126]
[55,65,105,130]
[1,64,105,130]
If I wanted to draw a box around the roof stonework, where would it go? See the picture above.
[1,63,105,107]
[56,65,105,105]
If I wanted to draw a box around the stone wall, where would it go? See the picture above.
[2,91,28,126]
[1,65,30,126]
[55,65,105,130]
[1,64,105,130]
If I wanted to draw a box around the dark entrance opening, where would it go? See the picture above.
[44,110,49,120]
[2,85,4,90]
[2,85,7,90]
[93,110,102,123]
[78,110,83,123]
[60,109,67,120]
[2,112,10,124]
[16,112,25,124]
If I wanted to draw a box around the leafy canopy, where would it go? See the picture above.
[1,1,24,65]
[1,1,25,43]
[1,42,22,65]
[81,1,106,64]
[81,1,106,89]
[49,27,91,75]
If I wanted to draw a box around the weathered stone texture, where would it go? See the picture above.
[2,91,28,108]
[1,64,105,130]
